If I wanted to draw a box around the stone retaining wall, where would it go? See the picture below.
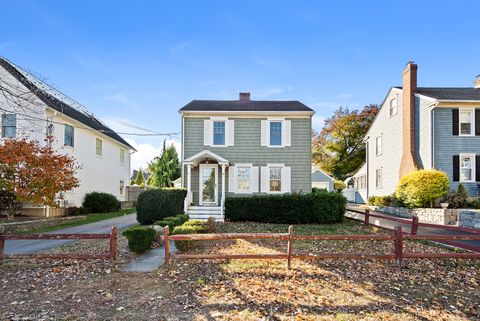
[457,210,480,229]
[369,206,458,225]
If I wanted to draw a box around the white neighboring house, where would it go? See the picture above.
[0,56,135,209]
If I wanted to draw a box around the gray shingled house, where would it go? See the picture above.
[179,93,315,220]
[351,62,480,202]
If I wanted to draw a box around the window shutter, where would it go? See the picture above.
[452,109,459,136]
[476,156,480,181]
[204,120,212,146]
[261,120,268,146]
[476,110,480,136]
[281,166,291,193]
[453,155,459,182]
[227,120,235,146]
[283,120,291,147]
[260,166,268,192]
[250,166,259,193]
[228,166,236,192]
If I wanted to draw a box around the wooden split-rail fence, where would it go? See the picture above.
[0,226,117,262]
[163,225,480,269]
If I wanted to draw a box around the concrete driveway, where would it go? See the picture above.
[4,213,138,254]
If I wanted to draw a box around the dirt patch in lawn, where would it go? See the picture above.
[1,220,479,320]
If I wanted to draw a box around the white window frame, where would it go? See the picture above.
[375,168,382,189]
[269,121,283,147]
[459,109,475,136]
[459,153,475,183]
[96,138,103,157]
[262,118,291,148]
[120,148,126,165]
[236,163,252,194]
[267,163,283,193]
[389,97,398,117]
[357,175,366,190]
[212,120,226,146]
[64,124,74,147]
[376,135,383,156]
[1,113,16,139]
[119,180,125,195]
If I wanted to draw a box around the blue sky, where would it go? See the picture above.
[1,0,479,170]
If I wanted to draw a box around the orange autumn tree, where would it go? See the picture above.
[0,137,80,219]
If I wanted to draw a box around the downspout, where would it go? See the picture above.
[181,114,185,188]
[431,108,435,169]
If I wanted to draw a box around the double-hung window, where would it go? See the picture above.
[269,167,282,192]
[269,121,282,146]
[459,110,474,136]
[120,148,125,165]
[460,154,474,182]
[1,114,16,138]
[357,175,366,190]
[237,167,251,193]
[119,180,125,195]
[96,138,103,156]
[376,136,382,156]
[64,124,74,147]
[213,121,225,146]
[389,97,398,116]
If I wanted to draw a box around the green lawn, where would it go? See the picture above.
[22,208,136,234]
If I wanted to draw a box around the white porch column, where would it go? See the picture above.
[221,164,226,218]
[187,164,192,194]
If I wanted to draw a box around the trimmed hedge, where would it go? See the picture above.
[173,222,208,252]
[225,191,346,224]
[82,192,120,213]
[122,226,156,254]
[136,188,187,225]
[154,214,189,229]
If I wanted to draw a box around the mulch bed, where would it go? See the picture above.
[0,221,479,320]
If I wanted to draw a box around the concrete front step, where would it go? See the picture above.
[189,214,223,221]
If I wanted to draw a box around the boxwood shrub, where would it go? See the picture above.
[136,188,187,225]
[173,222,208,252]
[224,191,346,224]
[122,226,156,254]
[82,192,120,213]
[154,214,189,229]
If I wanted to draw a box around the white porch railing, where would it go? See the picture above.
[184,191,193,213]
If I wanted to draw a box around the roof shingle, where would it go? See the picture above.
[179,100,314,112]
[394,86,480,101]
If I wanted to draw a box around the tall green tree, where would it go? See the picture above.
[135,170,145,186]
[147,141,181,188]
[312,104,379,180]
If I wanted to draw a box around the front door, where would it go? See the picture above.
[199,164,218,206]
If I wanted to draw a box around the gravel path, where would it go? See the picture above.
[4,213,138,254]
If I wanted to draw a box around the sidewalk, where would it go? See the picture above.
[346,208,480,253]
[122,241,176,272]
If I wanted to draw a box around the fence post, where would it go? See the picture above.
[364,209,370,225]
[287,226,294,270]
[394,226,403,267]
[411,216,419,235]
[164,225,171,265]
[109,226,117,261]
[0,233,4,264]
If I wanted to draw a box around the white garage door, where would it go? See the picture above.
[313,182,330,191]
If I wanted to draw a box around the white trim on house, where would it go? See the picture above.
[458,108,475,137]
[203,118,234,147]
[180,111,314,117]
[311,167,334,180]
[260,163,291,194]
[260,118,291,148]
[228,163,259,194]
[184,150,230,166]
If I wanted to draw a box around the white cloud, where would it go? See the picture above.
[125,138,181,173]
[104,92,130,103]
[312,115,325,132]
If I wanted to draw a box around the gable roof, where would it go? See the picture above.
[0,57,135,150]
[394,86,480,101]
[179,100,314,113]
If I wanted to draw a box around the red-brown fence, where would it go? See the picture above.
[163,225,480,269]
[0,226,117,262]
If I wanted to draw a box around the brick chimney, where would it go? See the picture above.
[475,74,480,89]
[399,62,419,178]
[239,92,250,101]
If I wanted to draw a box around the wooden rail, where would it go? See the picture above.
[163,225,480,269]
[0,226,117,262]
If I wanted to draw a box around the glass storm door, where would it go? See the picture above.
[199,164,217,205]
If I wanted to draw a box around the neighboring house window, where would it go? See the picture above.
[237,167,251,192]
[270,121,282,146]
[376,136,382,156]
[119,180,125,195]
[120,148,125,164]
[357,175,366,190]
[375,169,382,188]
[459,110,474,136]
[213,121,225,145]
[96,138,103,156]
[460,154,475,182]
[389,97,398,116]
[64,124,74,147]
[1,114,16,138]
[269,167,282,192]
